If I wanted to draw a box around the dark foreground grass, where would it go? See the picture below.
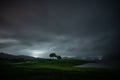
[0,59,120,80]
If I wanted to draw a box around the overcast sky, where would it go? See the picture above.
[0,0,120,59]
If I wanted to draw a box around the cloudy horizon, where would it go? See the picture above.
[0,0,120,60]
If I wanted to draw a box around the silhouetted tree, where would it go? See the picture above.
[56,55,62,60]
[49,53,57,59]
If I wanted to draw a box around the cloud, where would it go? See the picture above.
[0,38,19,43]
[0,0,119,59]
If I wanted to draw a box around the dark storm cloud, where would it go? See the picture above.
[0,0,119,59]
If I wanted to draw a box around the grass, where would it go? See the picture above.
[0,59,119,80]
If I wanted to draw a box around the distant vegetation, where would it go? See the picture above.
[0,52,35,62]
[49,53,62,59]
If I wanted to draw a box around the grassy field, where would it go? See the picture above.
[0,59,119,80]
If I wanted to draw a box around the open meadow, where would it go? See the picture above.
[0,59,119,80]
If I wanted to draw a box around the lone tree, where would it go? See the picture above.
[56,55,62,60]
[49,53,57,59]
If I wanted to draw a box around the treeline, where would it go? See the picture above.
[0,52,34,62]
